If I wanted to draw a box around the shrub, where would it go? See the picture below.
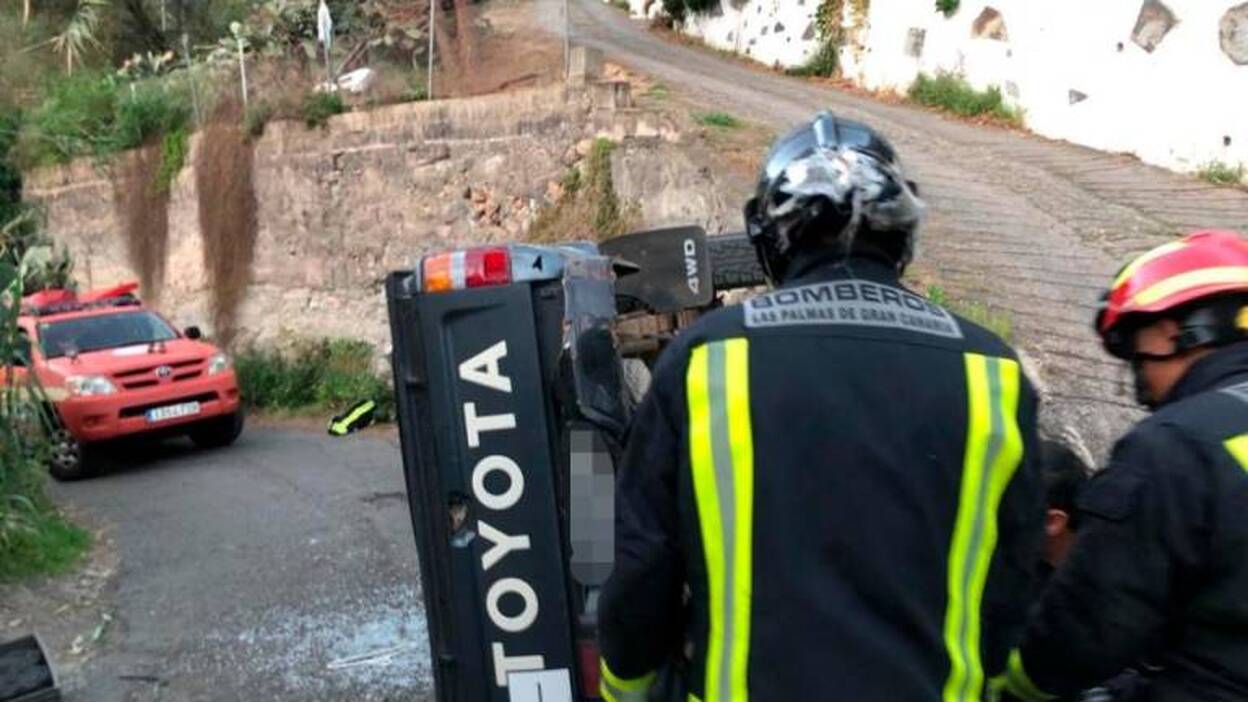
[15,73,193,166]
[1197,161,1245,187]
[1,240,89,580]
[787,40,840,77]
[106,82,192,152]
[234,338,394,421]
[153,127,189,193]
[529,138,639,243]
[16,73,118,166]
[908,71,1022,125]
[301,91,346,129]
[696,111,744,129]
[936,0,959,17]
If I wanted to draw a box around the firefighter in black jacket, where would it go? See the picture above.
[597,112,1045,702]
[999,230,1248,702]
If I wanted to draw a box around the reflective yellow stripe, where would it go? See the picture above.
[998,649,1058,702]
[1114,240,1189,288]
[1224,434,1248,474]
[942,354,1025,702]
[1132,266,1248,306]
[725,339,753,702]
[687,344,723,701]
[687,338,754,702]
[329,400,377,435]
[598,660,655,702]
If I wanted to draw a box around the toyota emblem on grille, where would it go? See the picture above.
[155,365,172,379]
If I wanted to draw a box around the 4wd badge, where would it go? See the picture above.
[684,238,700,296]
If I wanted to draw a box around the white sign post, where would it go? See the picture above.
[230,23,249,109]
[427,0,436,99]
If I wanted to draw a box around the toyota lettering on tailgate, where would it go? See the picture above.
[456,339,575,701]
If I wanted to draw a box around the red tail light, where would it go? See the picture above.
[421,247,512,292]
[577,639,602,700]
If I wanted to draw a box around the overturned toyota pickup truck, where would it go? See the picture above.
[385,227,764,702]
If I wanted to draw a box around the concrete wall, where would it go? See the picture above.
[27,87,586,355]
[667,0,824,68]
[24,75,734,355]
[853,0,1248,173]
[638,0,1248,174]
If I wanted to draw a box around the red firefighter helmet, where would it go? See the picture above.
[1097,230,1248,358]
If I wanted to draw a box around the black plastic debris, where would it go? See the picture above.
[0,635,60,702]
[328,399,378,436]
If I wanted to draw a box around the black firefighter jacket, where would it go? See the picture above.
[597,253,1045,702]
[1008,343,1248,702]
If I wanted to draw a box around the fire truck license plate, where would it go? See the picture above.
[146,402,201,424]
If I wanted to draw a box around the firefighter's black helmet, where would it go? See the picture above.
[745,111,925,283]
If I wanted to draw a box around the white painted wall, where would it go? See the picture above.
[630,0,1248,175]
[853,0,1248,173]
[624,0,822,67]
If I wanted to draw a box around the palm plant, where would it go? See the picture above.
[0,228,50,557]
[51,0,109,75]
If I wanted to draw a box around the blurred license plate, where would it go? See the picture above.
[146,402,201,424]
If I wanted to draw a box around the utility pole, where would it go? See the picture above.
[427,0,436,99]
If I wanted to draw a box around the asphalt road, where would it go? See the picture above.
[49,428,432,702]
[565,0,1248,458]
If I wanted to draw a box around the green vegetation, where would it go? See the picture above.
[927,285,1013,341]
[2,108,73,292]
[301,91,346,129]
[235,338,394,421]
[643,83,670,99]
[154,127,190,193]
[786,0,867,78]
[787,40,840,78]
[109,81,192,152]
[529,138,639,243]
[1,223,90,582]
[908,72,1022,126]
[936,0,960,17]
[0,514,91,581]
[3,0,441,170]
[1197,161,1245,187]
[1,108,25,226]
[696,111,744,129]
[15,73,192,167]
